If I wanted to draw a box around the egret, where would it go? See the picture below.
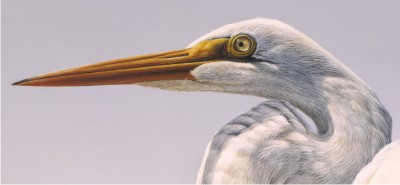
[13,18,392,184]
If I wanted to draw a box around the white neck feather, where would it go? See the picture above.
[303,75,392,179]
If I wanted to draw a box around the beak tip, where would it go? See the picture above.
[12,78,31,86]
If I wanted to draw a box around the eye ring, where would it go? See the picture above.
[228,34,256,57]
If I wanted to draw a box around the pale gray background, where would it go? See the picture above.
[2,0,400,183]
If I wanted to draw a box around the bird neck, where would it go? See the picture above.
[302,73,391,163]
[311,76,391,180]
[318,75,391,142]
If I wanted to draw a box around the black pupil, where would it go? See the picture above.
[238,42,244,47]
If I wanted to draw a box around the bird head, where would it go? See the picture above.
[13,18,354,104]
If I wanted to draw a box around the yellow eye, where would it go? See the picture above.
[228,34,256,57]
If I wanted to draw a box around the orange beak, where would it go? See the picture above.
[13,38,229,86]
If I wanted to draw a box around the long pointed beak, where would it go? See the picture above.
[13,38,229,86]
